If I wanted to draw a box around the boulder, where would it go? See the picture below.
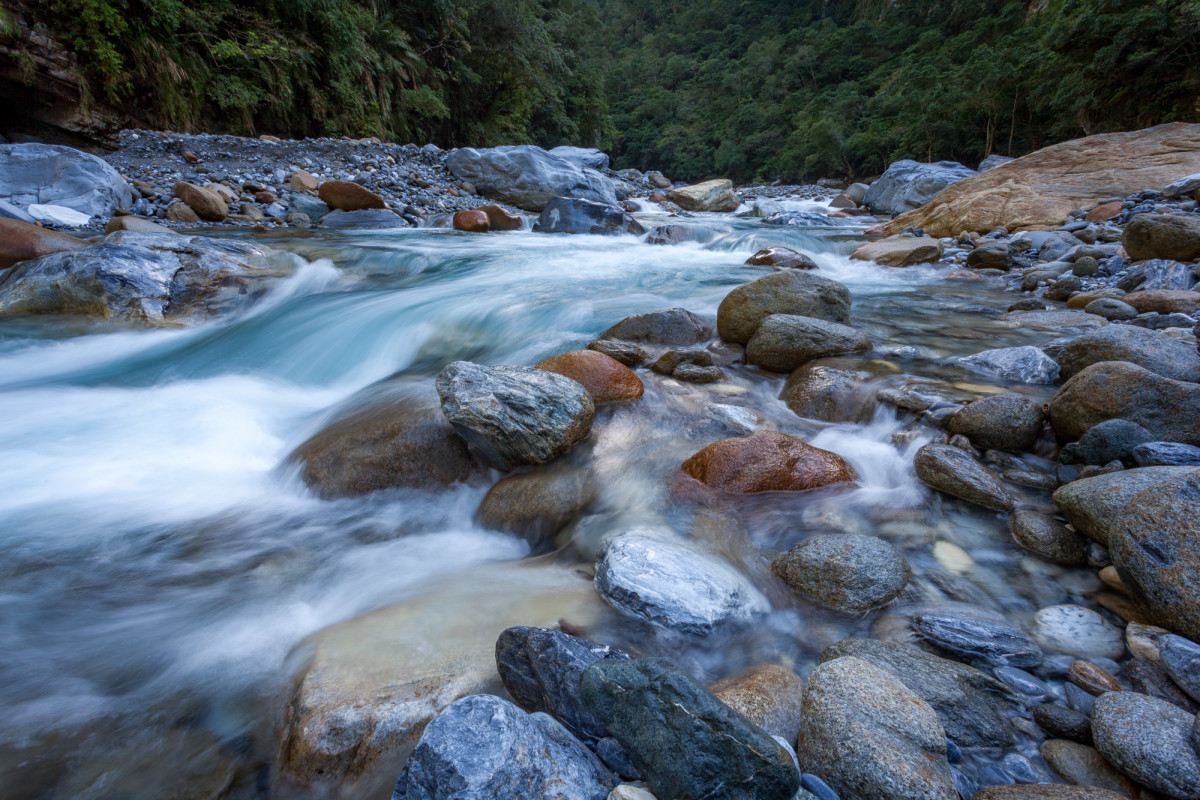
[745,314,871,372]
[1049,361,1200,444]
[0,143,132,217]
[1052,466,1194,545]
[279,561,603,788]
[956,346,1060,384]
[780,363,873,423]
[878,123,1200,236]
[666,179,739,212]
[173,181,227,221]
[478,204,523,231]
[645,224,688,245]
[797,656,957,800]
[548,146,610,171]
[452,209,489,232]
[745,246,818,270]
[1123,289,1200,314]
[1039,740,1135,797]
[1165,172,1200,198]
[717,271,852,343]
[914,443,1014,511]
[318,180,387,212]
[1059,418,1154,465]
[1110,469,1200,640]
[945,393,1045,452]
[593,532,770,634]
[1054,322,1200,381]
[771,534,910,612]
[850,235,944,267]
[1091,692,1200,800]
[579,658,800,799]
[445,146,617,211]
[0,232,279,324]
[965,240,1013,270]
[819,638,1017,748]
[535,350,643,404]
[863,160,976,216]
[599,308,714,345]
[319,209,409,229]
[103,215,176,235]
[392,694,615,800]
[1123,213,1200,263]
[1009,511,1087,566]
[0,217,87,269]
[1117,258,1197,292]
[681,431,857,493]
[1084,297,1138,320]
[289,382,482,498]
[435,362,594,471]
[709,664,805,745]
[476,466,597,552]
[533,197,645,235]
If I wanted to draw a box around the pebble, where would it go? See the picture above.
[1064,682,1094,715]
[1032,703,1092,745]
[1069,659,1122,695]
[1160,633,1200,704]
[1032,605,1125,661]
[994,666,1051,699]
[932,541,974,574]
[1097,566,1124,592]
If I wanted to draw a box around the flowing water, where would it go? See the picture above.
[0,203,1097,798]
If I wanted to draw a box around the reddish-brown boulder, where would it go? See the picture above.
[452,209,490,232]
[0,218,87,269]
[166,201,200,223]
[1085,201,1124,223]
[1122,289,1200,314]
[254,190,277,204]
[478,204,523,231]
[173,181,228,221]
[681,431,856,493]
[535,350,643,404]
[318,180,386,212]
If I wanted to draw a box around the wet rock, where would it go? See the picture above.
[593,531,770,635]
[681,431,857,494]
[1123,289,1200,314]
[1049,361,1200,445]
[965,240,1012,270]
[1039,740,1133,797]
[717,271,852,343]
[1053,324,1200,381]
[745,246,818,270]
[863,159,975,216]
[945,393,1045,452]
[478,204,523,231]
[392,694,615,800]
[579,658,800,800]
[1084,297,1138,321]
[914,443,1015,511]
[913,613,1043,667]
[1136,656,1200,713]
[452,209,489,232]
[673,364,723,383]
[1032,605,1124,661]
[319,208,409,229]
[1004,309,1108,333]
[709,664,805,744]
[745,314,871,372]
[650,348,714,375]
[1032,704,1092,745]
[849,235,944,267]
[600,308,714,346]
[289,169,319,193]
[536,350,643,404]
[476,466,597,551]
[956,346,1060,384]
[446,145,617,212]
[1059,419,1154,466]
[771,534,910,612]
[533,197,645,236]
[797,656,956,800]
[1091,691,1200,799]
[291,382,482,498]
[1160,634,1200,704]
[1123,212,1200,263]
[0,142,132,217]
[586,340,648,367]
[494,626,628,741]
[1109,469,1200,640]
[705,403,760,434]
[173,181,227,221]
[166,200,200,223]
[1069,659,1122,695]
[1010,511,1088,566]
[1132,441,1200,467]
[820,638,1017,748]
[1053,466,1194,545]
[645,224,688,245]
[435,361,594,470]
[0,217,87,269]
[780,363,872,423]
[666,179,739,212]
[969,787,1126,800]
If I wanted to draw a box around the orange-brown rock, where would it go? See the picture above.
[173,181,228,221]
[289,170,319,193]
[182,150,199,163]
[254,190,277,204]
[479,204,523,231]
[1066,288,1124,309]
[850,235,943,267]
[0,218,87,269]
[877,123,1200,237]
[1123,289,1200,314]
[681,431,856,493]
[535,350,643,404]
[103,216,177,235]
[710,664,805,743]
[318,180,386,212]
[1085,200,1124,223]
[166,201,200,223]
[452,209,490,232]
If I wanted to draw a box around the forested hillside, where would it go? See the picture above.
[2,0,1198,181]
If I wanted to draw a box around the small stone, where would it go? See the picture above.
[1098,566,1124,592]
[452,209,490,232]
[771,534,911,612]
[173,181,227,221]
[1010,511,1087,566]
[586,340,648,367]
[1032,605,1125,661]
[1126,623,1169,663]
[1069,659,1122,695]
[1032,703,1093,745]
[914,443,1014,511]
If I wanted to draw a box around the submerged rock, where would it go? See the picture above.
[1009,511,1087,566]
[1039,740,1133,797]
[957,346,1060,384]
[717,271,852,343]
[475,466,597,551]
[1031,604,1124,661]
[745,314,871,373]
[913,613,1043,667]
[780,362,873,423]
[914,443,1014,511]
[745,246,818,270]
[1091,691,1200,799]
[681,431,857,493]
[771,534,910,612]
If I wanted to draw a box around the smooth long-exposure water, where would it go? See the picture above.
[0,204,1093,799]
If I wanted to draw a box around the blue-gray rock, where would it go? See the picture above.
[798,656,957,800]
[445,145,617,211]
[772,535,909,613]
[761,211,851,227]
[745,314,871,373]
[1065,682,1094,715]
[1032,703,1092,745]
[533,197,645,236]
[956,346,1060,384]
[287,192,331,221]
[1091,691,1200,800]
[1054,324,1200,382]
[1037,231,1084,262]
[1133,441,1200,467]
[600,308,714,346]
[0,198,35,223]
[913,613,1043,667]
[1129,311,1198,329]
[494,626,629,740]
[579,657,800,800]
[549,146,610,171]
[1117,258,1198,292]
[801,774,839,800]
[863,160,976,216]
[0,143,132,217]
[593,532,770,635]
[320,208,410,228]
[820,638,1016,747]
[1084,297,1138,320]
[392,694,616,800]
[435,361,594,470]
[995,667,1051,700]
[979,154,1015,171]
[1059,419,1155,465]
[914,443,1015,511]
[1160,634,1200,705]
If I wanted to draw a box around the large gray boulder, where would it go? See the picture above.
[0,232,280,325]
[1053,324,1200,381]
[745,314,871,373]
[771,535,910,613]
[863,160,976,216]
[1049,361,1200,444]
[392,694,616,800]
[435,362,594,471]
[945,393,1045,452]
[533,197,645,235]
[717,271,853,343]
[0,143,132,218]
[445,146,617,211]
[548,146,610,171]
[1052,466,1194,546]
